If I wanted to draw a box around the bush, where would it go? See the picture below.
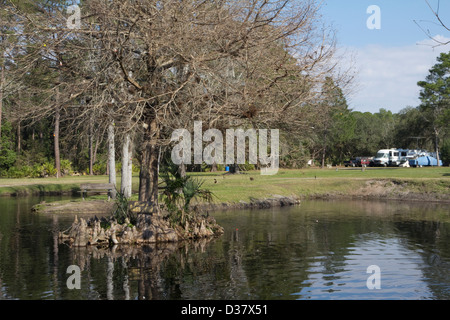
[61,159,73,176]
[113,190,137,225]
[441,139,450,166]
[0,120,17,171]
[31,164,44,178]
[21,165,34,178]
[92,161,106,175]
[239,162,255,171]
[0,145,17,172]
[42,161,57,177]
[6,166,23,178]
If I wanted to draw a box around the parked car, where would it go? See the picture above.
[355,157,372,167]
[344,159,357,167]
[345,157,372,167]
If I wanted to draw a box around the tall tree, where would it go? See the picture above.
[417,52,450,166]
[393,106,429,150]
[374,108,396,149]
[6,0,343,214]
[312,77,354,166]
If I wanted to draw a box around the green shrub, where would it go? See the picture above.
[42,161,57,177]
[239,162,255,171]
[92,161,107,175]
[61,159,73,176]
[0,145,17,171]
[20,165,33,178]
[441,139,450,166]
[6,166,23,178]
[0,121,17,171]
[31,164,44,178]
[113,190,137,225]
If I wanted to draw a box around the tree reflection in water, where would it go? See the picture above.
[65,237,216,300]
[1,197,449,300]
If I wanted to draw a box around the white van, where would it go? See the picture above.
[373,149,392,167]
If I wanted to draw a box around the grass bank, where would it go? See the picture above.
[0,175,108,197]
[195,167,450,203]
[1,167,449,203]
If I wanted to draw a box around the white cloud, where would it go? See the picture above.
[343,36,450,113]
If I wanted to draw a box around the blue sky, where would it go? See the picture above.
[318,0,450,113]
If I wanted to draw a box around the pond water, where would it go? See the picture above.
[0,196,449,300]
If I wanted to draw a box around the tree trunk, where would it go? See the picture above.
[17,120,21,154]
[178,162,186,178]
[435,128,440,167]
[54,62,62,179]
[89,120,94,176]
[138,143,160,206]
[93,139,99,169]
[138,143,149,201]
[138,117,160,214]
[127,138,133,196]
[108,122,117,199]
[54,106,61,178]
[121,133,133,198]
[321,146,326,169]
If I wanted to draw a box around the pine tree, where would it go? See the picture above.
[417,52,450,166]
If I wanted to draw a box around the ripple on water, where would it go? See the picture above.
[294,236,434,300]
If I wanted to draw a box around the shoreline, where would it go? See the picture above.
[26,175,447,247]
[32,184,449,216]
[2,169,448,212]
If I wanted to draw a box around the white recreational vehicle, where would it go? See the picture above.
[372,148,410,167]
[371,148,442,167]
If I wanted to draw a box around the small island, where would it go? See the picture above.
[57,204,225,247]
[45,194,300,247]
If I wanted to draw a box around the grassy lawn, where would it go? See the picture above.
[193,167,450,202]
[1,167,449,202]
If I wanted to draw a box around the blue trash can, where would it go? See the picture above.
[225,166,230,172]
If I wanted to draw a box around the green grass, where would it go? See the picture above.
[1,167,449,202]
[183,167,450,203]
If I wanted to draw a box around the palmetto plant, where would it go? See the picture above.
[159,162,214,226]
[181,178,211,209]
[113,189,137,225]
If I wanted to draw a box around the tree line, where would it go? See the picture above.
[0,1,449,211]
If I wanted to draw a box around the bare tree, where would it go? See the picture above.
[414,0,450,47]
[5,0,347,214]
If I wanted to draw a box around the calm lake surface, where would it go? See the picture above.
[0,196,449,300]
